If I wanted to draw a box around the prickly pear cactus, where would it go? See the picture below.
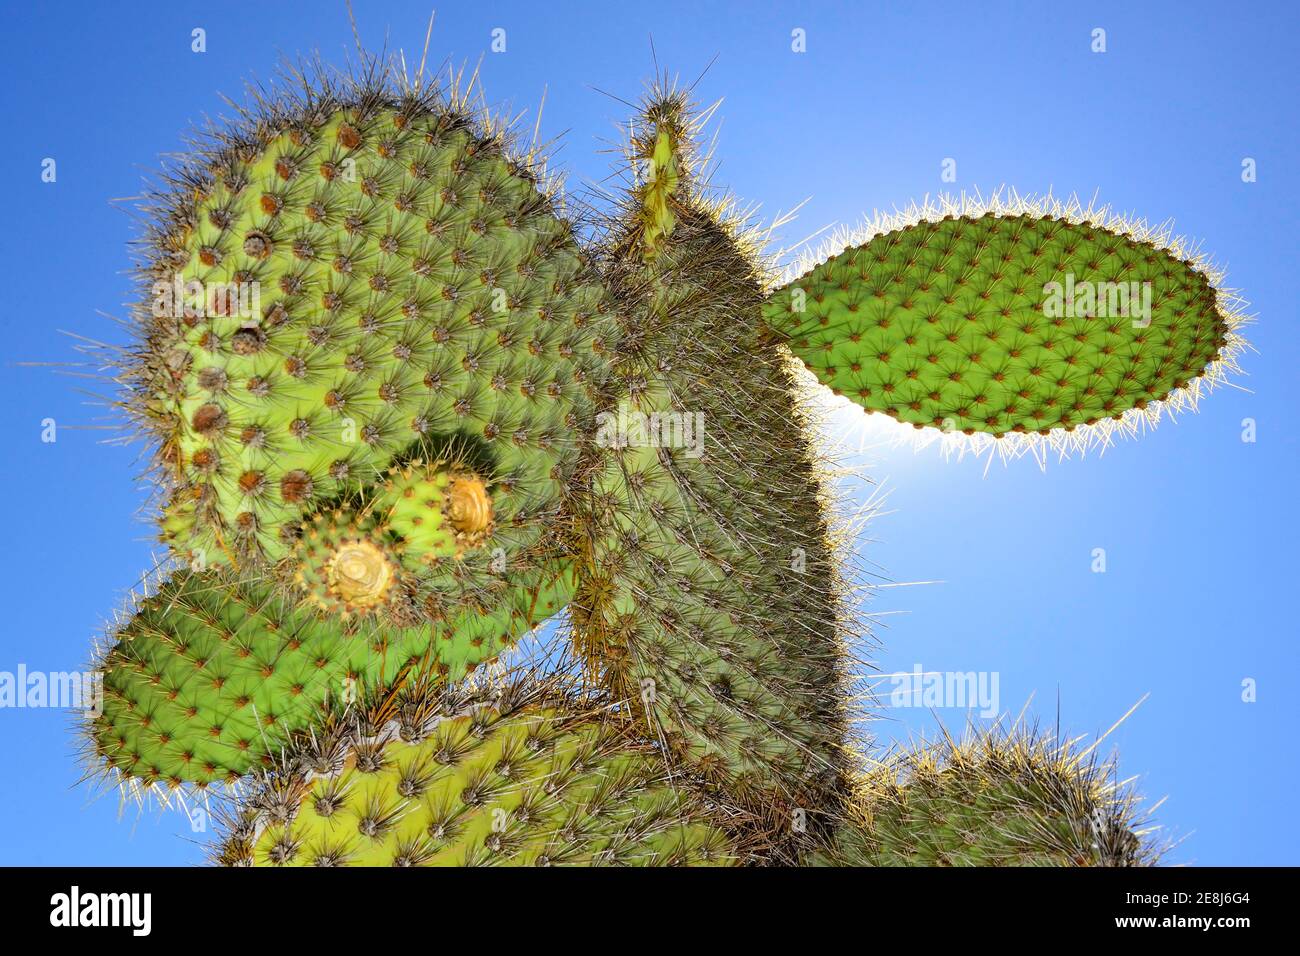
[379,457,496,566]
[764,198,1246,453]
[289,505,409,619]
[78,54,1249,866]
[285,455,499,621]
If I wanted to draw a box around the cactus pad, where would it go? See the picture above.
[816,727,1156,866]
[765,196,1245,446]
[290,506,408,618]
[88,564,576,792]
[214,677,733,866]
[286,455,495,621]
[572,95,853,850]
[130,84,614,580]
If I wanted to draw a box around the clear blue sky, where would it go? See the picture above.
[0,1,1294,866]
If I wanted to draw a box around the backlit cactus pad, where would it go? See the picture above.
[763,195,1246,455]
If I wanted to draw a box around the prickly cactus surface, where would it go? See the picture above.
[89,564,574,791]
[215,675,733,866]
[132,86,615,635]
[815,728,1152,867]
[571,97,853,857]
[284,455,501,624]
[73,57,1232,868]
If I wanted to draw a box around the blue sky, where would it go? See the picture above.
[0,1,1294,865]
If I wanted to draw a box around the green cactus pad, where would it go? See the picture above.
[214,678,733,866]
[636,129,681,259]
[572,94,854,855]
[765,200,1241,442]
[88,564,576,793]
[815,727,1157,866]
[131,83,614,579]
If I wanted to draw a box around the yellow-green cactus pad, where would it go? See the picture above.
[376,458,494,569]
[573,93,854,856]
[214,678,733,866]
[290,506,407,619]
